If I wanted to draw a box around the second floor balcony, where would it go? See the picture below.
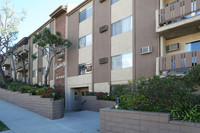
[15,45,29,55]
[157,50,200,75]
[156,0,200,39]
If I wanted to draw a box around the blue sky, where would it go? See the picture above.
[7,0,84,43]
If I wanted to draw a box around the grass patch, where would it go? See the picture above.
[0,121,9,132]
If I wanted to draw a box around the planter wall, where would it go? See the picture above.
[0,88,64,120]
[82,96,115,112]
[100,108,200,133]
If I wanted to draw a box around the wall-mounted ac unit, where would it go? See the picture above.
[140,46,152,55]
[99,25,108,33]
[99,0,106,3]
[166,43,180,53]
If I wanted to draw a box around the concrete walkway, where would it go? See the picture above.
[0,100,100,133]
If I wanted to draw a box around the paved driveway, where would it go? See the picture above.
[0,100,100,133]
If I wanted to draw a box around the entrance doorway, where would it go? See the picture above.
[69,87,89,111]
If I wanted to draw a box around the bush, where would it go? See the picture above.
[111,84,129,97]
[9,81,26,90]
[18,86,34,93]
[36,87,50,95]
[96,92,115,101]
[42,88,62,100]
[119,75,191,112]
[0,82,6,89]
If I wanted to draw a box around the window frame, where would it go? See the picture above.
[78,63,92,75]
[111,0,119,5]
[79,33,92,49]
[111,52,133,70]
[79,5,93,23]
[111,15,133,37]
[32,70,37,77]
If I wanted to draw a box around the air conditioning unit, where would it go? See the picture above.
[166,43,180,53]
[140,46,152,55]
[99,25,108,33]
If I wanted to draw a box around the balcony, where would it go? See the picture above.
[156,0,200,39]
[5,70,11,77]
[15,45,29,55]
[16,62,29,72]
[157,50,200,74]
[3,59,11,67]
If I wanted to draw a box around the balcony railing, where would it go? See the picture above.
[159,50,200,72]
[159,0,200,26]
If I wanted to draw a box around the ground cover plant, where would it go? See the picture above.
[0,121,9,132]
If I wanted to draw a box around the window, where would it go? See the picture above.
[79,33,92,48]
[42,67,47,75]
[32,70,37,77]
[33,53,38,60]
[185,41,200,65]
[42,48,49,56]
[111,16,132,36]
[79,63,92,75]
[79,5,93,22]
[185,41,200,52]
[112,52,132,70]
[111,0,119,5]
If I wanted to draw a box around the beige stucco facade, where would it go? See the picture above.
[94,82,110,93]
[111,31,133,56]
[111,67,132,85]
[78,45,92,64]
[111,0,132,23]
[165,32,200,55]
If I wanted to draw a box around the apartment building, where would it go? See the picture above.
[2,37,29,82]
[65,0,159,111]
[11,0,200,111]
[156,0,200,75]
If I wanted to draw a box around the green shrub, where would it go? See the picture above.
[36,87,50,95]
[18,86,36,93]
[86,92,98,96]
[111,84,129,97]
[0,82,6,88]
[119,75,191,112]
[9,87,17,92]
[42,88,63,100]
[9,81,26,90]
[96,92,115,101]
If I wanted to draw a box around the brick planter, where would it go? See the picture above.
[0,88,64,120]
[100,108,200,133]
[82,96,115,112]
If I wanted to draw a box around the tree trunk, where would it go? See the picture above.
[10,56,17,81]
[0,63,7,84]
[22,60,26,84]
[44,58,53,87]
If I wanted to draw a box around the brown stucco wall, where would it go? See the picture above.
[37,46,43,85]
[82,96,115,112]
[54,12,66,94]
[100,108,200,133]
[93,0,111,84]
[134,0,160,78]
[67,11,79,77]
[0,88,64,120]
[29,37,33,84]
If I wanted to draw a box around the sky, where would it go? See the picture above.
[2,0,85,43]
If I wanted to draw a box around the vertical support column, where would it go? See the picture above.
[160,0,165,9]
[160,36,166,57]
[156,57,160,75]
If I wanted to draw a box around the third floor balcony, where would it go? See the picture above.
[156,0,200,39]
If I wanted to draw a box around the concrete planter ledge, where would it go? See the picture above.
[100,107,200,133]
[0,88,64,120]
[82,96,116,112]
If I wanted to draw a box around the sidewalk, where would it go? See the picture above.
[0,100,100,133]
